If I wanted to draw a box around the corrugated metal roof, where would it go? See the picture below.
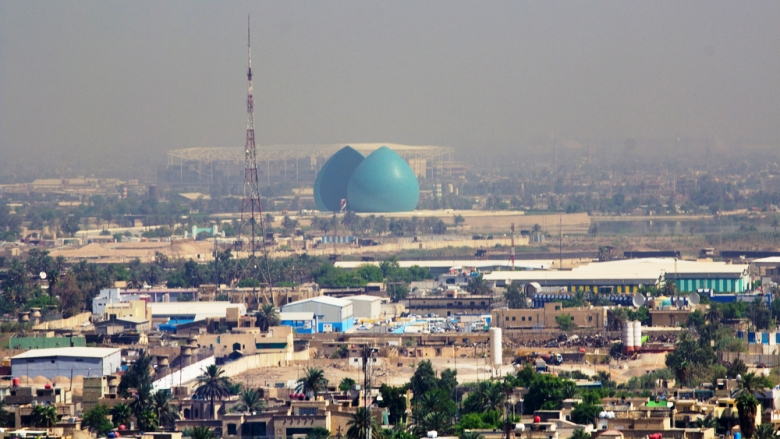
[12,347,120,359]
[279,312,315,321]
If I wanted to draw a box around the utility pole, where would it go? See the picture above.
[559,215,563,270]
[510,223,515,270]
[361,345,376,439]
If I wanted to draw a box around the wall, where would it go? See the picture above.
[153,356,215,391]
[220,350,310,378]
[492,303,606,330]
[32,312,91,331]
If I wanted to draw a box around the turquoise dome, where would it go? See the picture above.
[347,146,420,212]
[313,146,364,211]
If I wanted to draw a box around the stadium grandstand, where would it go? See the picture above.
[159,143,461,187]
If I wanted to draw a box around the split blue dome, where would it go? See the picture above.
[313,146,420,213]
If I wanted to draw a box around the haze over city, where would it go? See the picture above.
[2,1,779,178]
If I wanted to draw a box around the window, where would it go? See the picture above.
[299,407,318,415]
[506,317,509,321]
[512,317,516,321]
[555,305,561,310]
[75,359,84,362]
[227,424,237,435]
[571,316,574,321]
[588,316,593,322]
[522,317,526,321]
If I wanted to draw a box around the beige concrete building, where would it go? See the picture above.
[492,302,606,330]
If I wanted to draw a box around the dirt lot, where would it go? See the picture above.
[232,352,670,389]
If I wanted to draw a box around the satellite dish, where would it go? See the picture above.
[675,297,685,308]
[632,293,646,308]
[39,272,47,280]
[688,292,700,306]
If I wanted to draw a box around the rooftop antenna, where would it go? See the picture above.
[237,15,271,303]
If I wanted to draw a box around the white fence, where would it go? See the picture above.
[152,356,215,391]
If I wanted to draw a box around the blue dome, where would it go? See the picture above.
[313,146,364,211]
[347,146,419,212]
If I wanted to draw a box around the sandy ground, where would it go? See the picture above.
[232,353,670,389]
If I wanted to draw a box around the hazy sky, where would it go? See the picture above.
[1,1,778,173]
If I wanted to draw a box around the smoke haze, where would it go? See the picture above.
[1,1,779,177]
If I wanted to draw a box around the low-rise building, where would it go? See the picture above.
[281,297,354,333]
[492,302,607,330]
[11,347,122,380]
[279,312,317,334]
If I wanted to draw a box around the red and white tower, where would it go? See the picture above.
[238,16,263,277]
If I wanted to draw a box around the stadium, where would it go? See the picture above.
[159,143,461,187]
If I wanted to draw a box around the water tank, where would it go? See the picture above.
[12,378,19,387]
[489,328,503,367]
[633,321,642,350]
[623,321,635,354]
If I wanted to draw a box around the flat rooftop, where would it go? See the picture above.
[335,260,552,270]
[12,347,120,360]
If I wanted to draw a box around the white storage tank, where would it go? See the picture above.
[489,327,502,367]
[622,321,635,354]
[633,321,642,351]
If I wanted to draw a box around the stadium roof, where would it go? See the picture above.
[167,143,454,164]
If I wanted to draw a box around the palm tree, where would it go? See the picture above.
[736,392,759,439]
[234,388,267,413]
[296,367,329,398]
[695,415,718,429]
[137,409,159,432]
[347,407,385,439]
[130,383,153,417]
[462,381,506,414]
[195,365,232,419]
[110,403,132,427]
[306,427,331,439]
[737,372,765,395]
[706,305,723,325]
[465,275,492,295]
[256,303,280,331]
[570,430,591,439]
[152,390,180,429]
[189,425,217,439]
[661,279,677,297]
[31,405,58,428]
[755,423,776,439]
[416,411,451,436]
[459,432,484,439]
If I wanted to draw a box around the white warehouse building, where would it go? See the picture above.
[346,295,382,320]
[11,347,122,380]
[280,297,354,333]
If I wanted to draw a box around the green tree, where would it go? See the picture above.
[438,368,458,397]
[387,283,410,302]
[339,377,356,393]
[523,374,572,413]
[727,359,748,379]
[296,367,329,397]
[347,407,385,439]
[755,423,776,439]
[307,427,331,439]
[82,404,114,436]
[0,402,10,427]
[378,384,408,425]
[195,365,232,419]
[466,275,492,295]
[356,264,384,283]
[462,381,506,414]
[504,281,528,309]
[570,402,601,426]
[234,388,266,413]
[137,409,159,432]
[555,313,576,331]
[736,393,759,439]
[256,303,280,331]
[570,429,592,439]
[152,390,180,429]
[110,403,132,427]
[30,405,58,428]
[459,432,484,439]
[188,426,217,439]
[409,360,438,400]
[686,309,706,331]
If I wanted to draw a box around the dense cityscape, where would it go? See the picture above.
[2,3,780,439]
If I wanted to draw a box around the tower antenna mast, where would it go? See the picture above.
[237,15,269,302]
